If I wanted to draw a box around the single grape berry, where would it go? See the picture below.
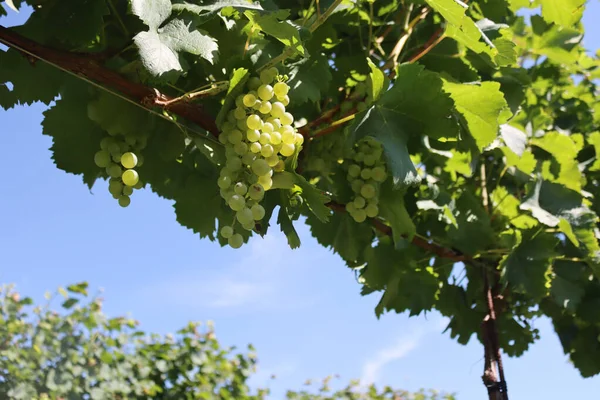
[228,233,244,249]
[94,150,112,168]
[220,226,234,239]
[122,169,140,187]
[118,195,131,208]
[273,82,289,97]
[121,152,138,169]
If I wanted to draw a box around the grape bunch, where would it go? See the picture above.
[217,67,303,249]
[344,137,388,223]
[93,134,146,207]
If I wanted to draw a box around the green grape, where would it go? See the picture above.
[250,142,262,154]
[222,121,235,131]
[274,160,285,172]
[106,164,122,178]
[360,183,376,199]
[371,167,387,182]
[228,129,243,144]
[121,152,138,169]
[236,208,254,225]
[348,164,361,177]
[122,186,134,196]
[280,112,294,126]
[365,203,379,218]
[219,132,229,144]
[259,132,271,145]
[346,202,356,214]
[234,107,246,120]
[251,159,271,176]
[242,152,256,165]
[279,95,290,106]
[259,101,272,114]
[354,152,364,162]
[295,133,304,145]
[234,182,248,196]
[227,157,242,171]
[340,101,353,113]
[251,204,266,220]
[111,153,122,163]
[280,143,295,157]
[351,179,364,193]
[354,196,366,209]
[234,142,249,156]
[273,82,289,97]
[242,221,256,231]
[235,95,244,108]
[125,135,137,146]
[352,208,367,223]
[257,84,274,101]
[220,226,234,239]
[360,168,372,180]
[260,70,273,84]
[247,129,260,142]
[258,175,273,190]
[228,233,243,249]
[266,154,279,167]
[247,114,262,130]
[267,117,282,130]
[218,175,232,189]
[248,184,265,201]
[270,102,285,118]
[281,130,295,145]
[108,180,123,196]
[94,150,112,168]
[267,67,279,78]
[134,180,144,190]
[122,169,139,187]
[243,94,257,107]
[270,132,282,145]
[262,122,274,133]
[118,195,131,208]
[248,77,261,90]
[261,144,274,158]
[228,194,245,211]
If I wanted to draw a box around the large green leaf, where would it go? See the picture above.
[500,230,558,300]
[348,63,457,187]
[540,0,585,27]
[287,54,332,105]
[443,81,509,150]
[132,0,218,76]
[244,10,304,55]
[378,181,416,247]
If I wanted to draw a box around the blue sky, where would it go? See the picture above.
[2,3,600,399]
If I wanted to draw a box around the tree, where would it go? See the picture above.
[0,283,454,400]
[0,0,599,398]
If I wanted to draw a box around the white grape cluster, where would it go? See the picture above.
[344,138,387,223]
[217,67,304,249]
[94,134,145,207]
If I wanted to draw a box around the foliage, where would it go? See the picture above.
[0,283,453,400]
[2,0,600,391]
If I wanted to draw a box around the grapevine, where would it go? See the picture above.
[216,67,303,248]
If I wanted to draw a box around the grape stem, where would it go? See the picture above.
[382,6,429,72]
[309,0,344,33]
[311,111,357,138]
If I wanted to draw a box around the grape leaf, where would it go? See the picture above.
[244,10,304,55]
[131,0,172,31]
[131,0,218,76]
[551,275,584,313]
[500,230,558,300]
[587,131,600,171]
[348,63,457,187]
[531,131,582,192]
[540,0,585,27]
[425,0,495,59]
[305,212,372,263]
[448,190,494,255]
[366,58,388,103]
[378,181,416,247]
[87,92,153,137]
[173,175,222,239]
[216,68,249,129]
[0,83,13,110]
[287,54,332,104]
[172,0,263,25]
[0,49,64,107]
[533,25,582,65]
[42,82,105,189]
[277,205,301,249]
[443,81,509,151]
[292,173,331,223]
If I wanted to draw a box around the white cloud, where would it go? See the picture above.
[135,229,320,311]
[360,317,448,385]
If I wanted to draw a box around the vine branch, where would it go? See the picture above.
[0,25,219,137]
